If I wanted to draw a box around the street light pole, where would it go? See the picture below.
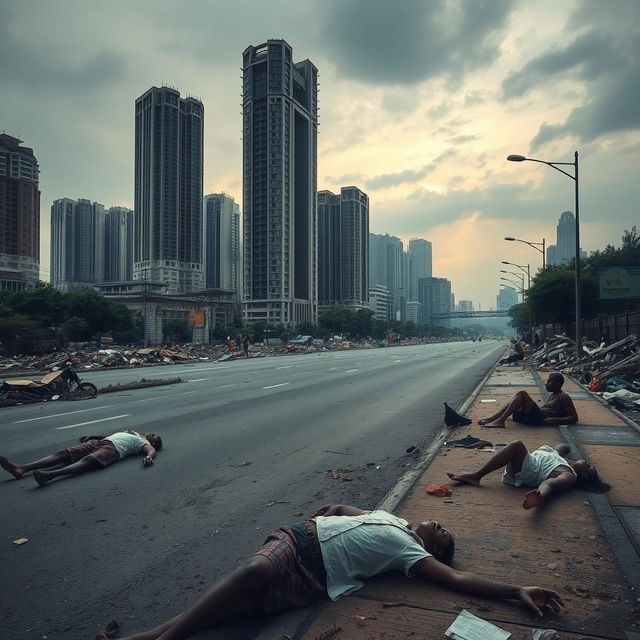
[507,152,581,358]
[504,236,546,270]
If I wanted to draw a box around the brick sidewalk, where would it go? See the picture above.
[299,363,640,640]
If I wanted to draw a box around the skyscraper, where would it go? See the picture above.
[369,233,404,317]
[242,40,318,327]
[104,206,134,282]
[204,193,241,297]
[547,211,583,265]
[50,198,105,290]
[0,133,40,290]
[318,186,369,309]
[497,285,518,310]
[418,277,452,327]
[408,238,432,279]
[134,86,204,294]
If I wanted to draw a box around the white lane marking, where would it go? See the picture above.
[134,397,163,403]
[393,359,401,363]
[263,383,289,389]
[218,384,237,389]
[276,365,294,369]
[345,369,359,373]
[56,414,131,431]
[179,391,197,395]
[326,367,338,371]
[189,378,207,382]
[14,405,113,424]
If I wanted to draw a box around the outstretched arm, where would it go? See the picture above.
[543,415,578,425]
[141,443,157,466]
[523,472,577,509]
[311,504,368,517]
[412,557,563,617]
[553,443,571,457]
[79,434,106,442]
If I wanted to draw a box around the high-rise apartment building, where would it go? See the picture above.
[204,193,241,297]
[134,86,204,294]
[369,233,404,317]
[104,206,134,282]
[497,285,518,310]
[242,40,318,327]
[0,134,40,290]
[418,277,452,327]
[318,187,369,310]
[408,238,432,279]
[50,198,105,290]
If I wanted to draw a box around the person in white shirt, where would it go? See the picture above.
[98,504,563,640]
[0,429,162,486]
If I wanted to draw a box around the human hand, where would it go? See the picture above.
[518,586,564,617]
[143,456,154,467]
[311,504,333,517]
[523,489,542,510]
[79,435,89,443]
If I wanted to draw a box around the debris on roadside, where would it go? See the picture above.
[12,537,29,545]
[97,378,183,394]
[425,484,452,497]
[327,468,355,481]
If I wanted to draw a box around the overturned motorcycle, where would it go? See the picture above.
[0,365,98,406]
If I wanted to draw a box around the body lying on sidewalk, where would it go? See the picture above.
[0,430,162,486]
[99,505,563,640]
[479,372,578,428]
[448,440,609,509]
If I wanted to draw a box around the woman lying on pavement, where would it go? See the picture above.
[447,440,609,509]
[98,504,563,640]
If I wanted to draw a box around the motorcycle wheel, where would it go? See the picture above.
[71,382,98,400]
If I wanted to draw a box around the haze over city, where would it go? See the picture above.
[1,0,639,309]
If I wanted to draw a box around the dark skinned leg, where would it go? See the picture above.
[448,440,529,486]
[114,556,274,640]
[33,456,100,486]
[478,391,537,428]
[0,450,71,479]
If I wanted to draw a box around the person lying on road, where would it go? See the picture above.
[447,440,608,509]
[0,429,162,486]
[97,504,563,640]
[478,372,578,428]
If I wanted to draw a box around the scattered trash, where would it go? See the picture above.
[327,468,354,481]
[532,630,559,640]
[405,445,420,454]
[480,399,497,403]
[238,461,253,467]
[264,501,290,507]
[314,624,341,640]
[445,436,493,449]
[445,609,511,640]
[12,537,29,545]
[444,402,472,427]
[425,484,452,497]
[352,615,376,627]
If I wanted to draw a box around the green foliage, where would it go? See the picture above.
[0,284,134,341]
[162,319,191,343]
[507,303,530,332]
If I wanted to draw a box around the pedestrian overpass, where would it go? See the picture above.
[430,310,510,319]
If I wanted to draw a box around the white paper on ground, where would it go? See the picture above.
[445,609,511,640]
[532,630,559,640]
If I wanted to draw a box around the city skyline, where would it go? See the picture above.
[1,0,638,309]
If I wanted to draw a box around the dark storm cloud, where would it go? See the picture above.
[501,0,640,147]
[320,0,514,85]
[0,5,126,90]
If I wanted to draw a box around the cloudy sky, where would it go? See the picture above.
[2,0,639,309]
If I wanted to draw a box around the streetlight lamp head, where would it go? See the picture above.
[507,154,526,162]
[504,237,515,241]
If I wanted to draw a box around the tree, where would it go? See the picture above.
[162,319,190,343]
[0,306,38,355]
[507,303,530,333]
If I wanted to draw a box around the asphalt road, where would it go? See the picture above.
[0,341,504,640]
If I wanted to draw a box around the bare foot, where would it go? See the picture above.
[482,421,506,428]
[477,417,493,425]
[523,489,542,509]
[0,456,24,479]
[33,470,49,486]
[447,472,480,486]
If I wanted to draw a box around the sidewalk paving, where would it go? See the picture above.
[299,361,640,640]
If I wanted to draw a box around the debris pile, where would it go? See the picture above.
[531,334,640,419]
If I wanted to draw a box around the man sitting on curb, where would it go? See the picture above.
[98,504,563,640]
[478,372,578,428]
[447,440,607,509]
[0,429,162,486]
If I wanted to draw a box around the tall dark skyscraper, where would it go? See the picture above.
[242,40,318,327]
[0,133,40,290]
[318,187,369,309]
[134,86,204,294]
